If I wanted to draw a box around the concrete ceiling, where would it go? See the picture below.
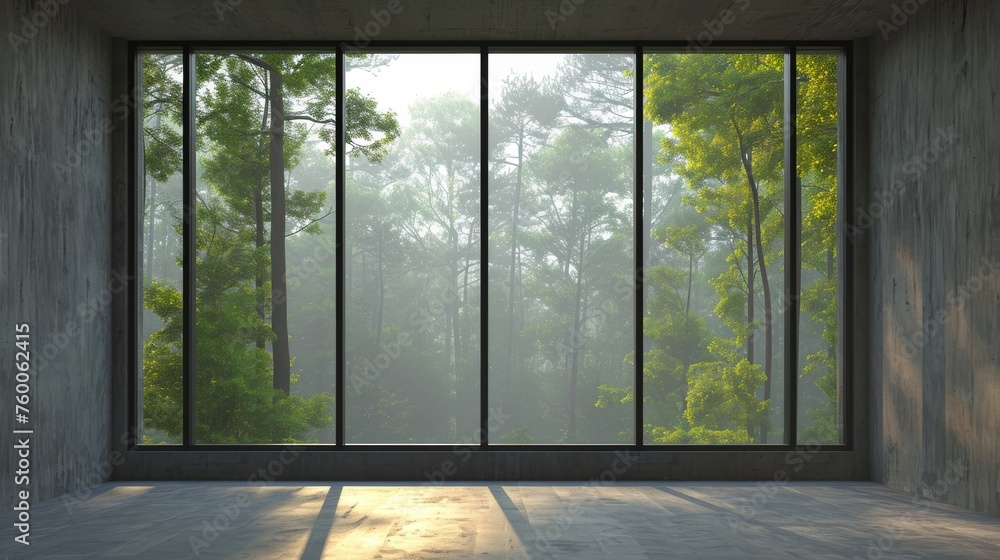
[78,0,904,41]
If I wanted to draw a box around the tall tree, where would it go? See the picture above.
[796,54,841,443]
[142,52,399,443]
[197,53,398,395]
[557,53,634,138]
[401,93,481,433]
[490,75,562,389]
[645,53,784,442]
[140,54,183,283]
[529,126,631,441]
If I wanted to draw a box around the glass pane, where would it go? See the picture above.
[488,53,636,445]
[797,52,843,445]
[345,52,482,444]
[192,52,337,444]
[642,52,786,444]
[138,51,184,444]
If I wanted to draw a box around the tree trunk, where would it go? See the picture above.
[685,253,694,317]
[742,154,773,444]
[254,187,266,350]
[145,177,157,280]
[450,239,460,370]
[457,223,474,437]
[568,236,585,442]
[567,189,585,442]
[376,229,385,348]
[680,252,695,415]
[144,112,164,281]
[642,119,654,357]
[828,246,839,429]
[750,182,774,443]
[747,220,755,367]
[267,67,291,395]
[234,54,292,394]
[732,119,773,443]
[255,95,270,351]
[506,133,525,389]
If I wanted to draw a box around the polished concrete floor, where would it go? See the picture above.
[1,482,999,559]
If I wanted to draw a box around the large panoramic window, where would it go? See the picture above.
[133,45,848,448]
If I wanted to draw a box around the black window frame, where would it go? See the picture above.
[127,40,855,453]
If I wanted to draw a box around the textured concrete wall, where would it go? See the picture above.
[112,448,867,482]
[76,0,905,42]
[0,0,112,510]
[869,0,1000,517]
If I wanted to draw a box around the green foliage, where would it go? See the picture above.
[635,53,782,443]
[684,359,768,436]
[796,54,841,444]
[141,52,400,443]
[142,229,334,443]
[651,426,754,445]
[500,425,536,443]
[138,50,842,446]
[629,52,840,444]
[141,55,183,183]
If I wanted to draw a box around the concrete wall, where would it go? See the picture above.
[869,0,1000,516]
[77,0,903,42]
[0,0,113,510]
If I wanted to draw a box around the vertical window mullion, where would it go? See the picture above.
[840,47,854,449]
[634,46,644,447]
[128,45,138,448]
[783,47,800,447]
[480,46,490,448]
[182,46,197,447]
[336,45,346,447]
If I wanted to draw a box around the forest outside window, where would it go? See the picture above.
[134,44,849,448]
[488,52,636,445]
[344,52,482,444]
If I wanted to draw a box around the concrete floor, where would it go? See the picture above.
[1,482,998,559]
